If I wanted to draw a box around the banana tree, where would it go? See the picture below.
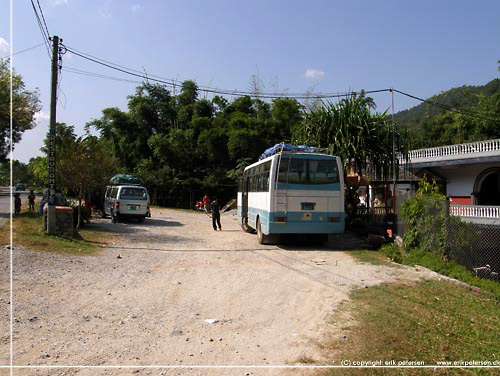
[293,92,410,217]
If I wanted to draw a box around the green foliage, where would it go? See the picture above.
[293,92,409,181]
[85,81,301,208]
[0,159,35,186]
[28,156,48,188]
[396,78,500,148]
[400,177,447,255]
[379,243,403,263]
[0,61,41,161]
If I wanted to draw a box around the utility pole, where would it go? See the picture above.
[47,35,59,235]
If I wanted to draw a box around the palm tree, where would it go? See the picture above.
[293,92,409,216]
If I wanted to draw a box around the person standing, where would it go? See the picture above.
[14,193,21,216]
[28,190,36,211]
[210,197,221,231]
[203,193,210,213]
[38,188,48,216]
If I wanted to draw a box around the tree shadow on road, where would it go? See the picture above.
[146,218,184,227]
[85,217,183,234]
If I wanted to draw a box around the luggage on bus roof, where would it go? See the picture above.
[259,144,318,160]
[109,174,141,185]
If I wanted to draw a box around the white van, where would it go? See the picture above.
[104,185,150,223]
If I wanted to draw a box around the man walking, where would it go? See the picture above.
[210,197,222,231]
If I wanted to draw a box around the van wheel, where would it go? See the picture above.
[111,214,118,223]
[138,217,145,223]
[257,217,272,245]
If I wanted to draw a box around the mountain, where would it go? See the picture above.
[393,78,500,128]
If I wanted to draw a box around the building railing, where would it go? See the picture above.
[400,139,500,164]
[450,205,500,219]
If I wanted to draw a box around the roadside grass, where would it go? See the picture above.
[0,209,112,255]
[346,250,399,267]
[379,244,500,301]
[320,280,500,376]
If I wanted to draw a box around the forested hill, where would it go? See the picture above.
[393,78,500,148]
[394,78,500,128]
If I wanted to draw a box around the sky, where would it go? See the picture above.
[2,0,500,163]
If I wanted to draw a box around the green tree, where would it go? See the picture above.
[0,61,41,161]
[293,92,408,181]
[57,135,118,229]
[28,156,48,188]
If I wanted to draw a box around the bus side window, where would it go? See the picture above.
[277,158,290,183]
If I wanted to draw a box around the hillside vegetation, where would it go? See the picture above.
[394,78,500,149]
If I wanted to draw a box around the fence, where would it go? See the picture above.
[446,202,500,281]
[412,198,500,282]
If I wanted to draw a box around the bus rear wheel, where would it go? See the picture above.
[257,217,272,245]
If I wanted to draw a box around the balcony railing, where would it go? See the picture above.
[400,139,500,164]
[450,205,500,219]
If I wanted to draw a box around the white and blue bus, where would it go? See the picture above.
[237,145,345,244]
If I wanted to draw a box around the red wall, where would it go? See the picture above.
[449,196,472,206]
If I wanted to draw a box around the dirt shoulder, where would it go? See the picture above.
[0,208,437,375]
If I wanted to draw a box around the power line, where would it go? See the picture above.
[58,43,499,120]
[62,66,143,85]
[0,42,45,60]
[393,89,500,123]
[30,0,51,60]
[62,44,391,100]
[36,0,51,40]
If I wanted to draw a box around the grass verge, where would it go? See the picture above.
[379,244,500,300]
[0,210,111,255]
[345,250,399,267]
[321,280,500,376]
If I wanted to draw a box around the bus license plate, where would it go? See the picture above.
[301,202,316,210]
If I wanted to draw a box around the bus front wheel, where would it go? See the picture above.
[257,217,272,245]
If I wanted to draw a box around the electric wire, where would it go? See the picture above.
[29,0,51,60]
[62,44,390,99]
[44,42,500,120]
[61,50,500,124]
[62,66,143,85]
[0,42,46,60]
[393,89,500,123]
[36,0,51,40]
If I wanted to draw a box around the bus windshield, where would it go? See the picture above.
[278,157,339,185]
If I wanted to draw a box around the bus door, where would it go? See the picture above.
[241,176,249,220]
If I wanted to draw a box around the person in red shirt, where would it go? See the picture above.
[203,193,210,213]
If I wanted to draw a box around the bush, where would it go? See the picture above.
[380,243,403,263]
[400,177,448,256]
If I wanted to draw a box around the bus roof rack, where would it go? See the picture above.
[259,143,321,160]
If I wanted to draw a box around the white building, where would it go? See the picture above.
[401,139,500,225]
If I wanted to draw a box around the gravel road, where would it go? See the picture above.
[0,208,436,376]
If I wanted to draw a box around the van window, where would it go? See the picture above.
[119,187,147,200]
[111,187,118,198]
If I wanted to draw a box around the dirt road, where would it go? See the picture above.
[0,208,436,375]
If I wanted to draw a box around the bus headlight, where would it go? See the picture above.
[275,216,287,223]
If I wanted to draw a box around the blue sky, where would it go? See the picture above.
[2,0,500,162]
